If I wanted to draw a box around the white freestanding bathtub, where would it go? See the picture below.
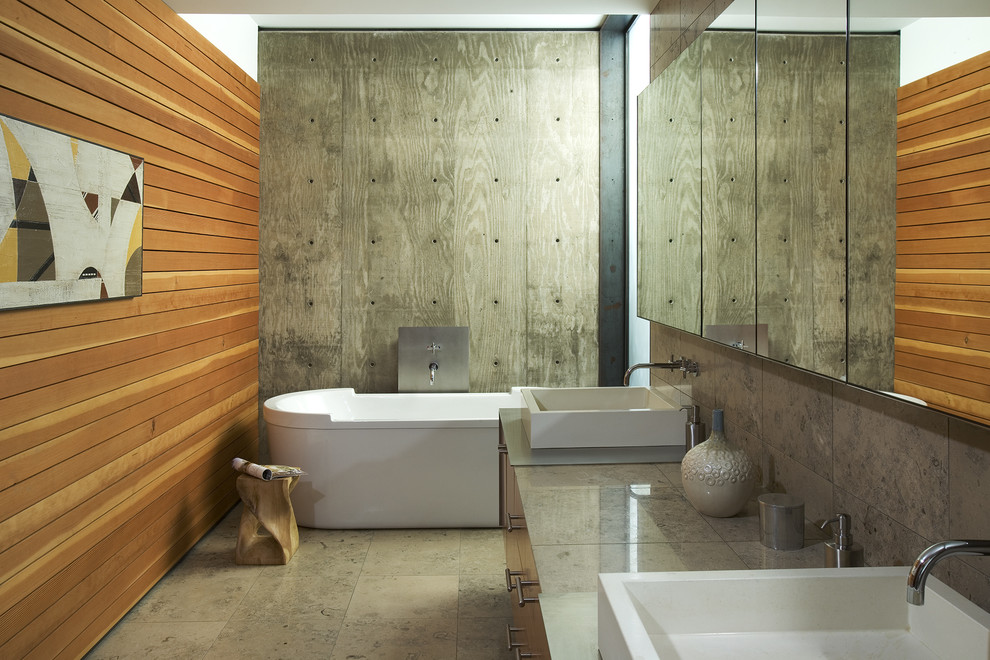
[264,387,521,529]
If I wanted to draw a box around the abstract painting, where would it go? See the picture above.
[0,114,143,310]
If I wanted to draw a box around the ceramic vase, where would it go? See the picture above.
[680,409,755,517]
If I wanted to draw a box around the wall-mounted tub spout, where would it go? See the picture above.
[623,356,700,385]
[429,361,439,385]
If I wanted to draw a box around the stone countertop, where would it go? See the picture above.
[500,408,830,659]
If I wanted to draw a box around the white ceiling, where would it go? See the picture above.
[163,0,656,29]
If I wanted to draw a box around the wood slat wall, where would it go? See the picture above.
[0,1,260,657]
[895,48,990,425]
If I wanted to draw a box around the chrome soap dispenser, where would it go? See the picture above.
[820,513,864,567]
[681,404,705,452]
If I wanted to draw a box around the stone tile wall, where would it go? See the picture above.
[649,322,990,613]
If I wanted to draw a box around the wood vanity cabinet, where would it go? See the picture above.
[500,439,549,658]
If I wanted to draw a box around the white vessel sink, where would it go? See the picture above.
[519,386,685,449]
[598,567,990,660]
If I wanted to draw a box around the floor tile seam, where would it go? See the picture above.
[529,538,730,548]
[200,617,244,659]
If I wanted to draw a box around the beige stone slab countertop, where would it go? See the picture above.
[500,408,830,659]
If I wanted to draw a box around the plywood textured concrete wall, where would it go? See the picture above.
[896,48,990,425]
[260,31,599,396]
[0,1,260,657]
[847,35,899,390]
[756,33,848,379]
[637,37,702,332]
[700,31,757,333]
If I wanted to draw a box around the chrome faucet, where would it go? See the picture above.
[622,356,700,385]
[907,539,990,605]
[429,361,439,385]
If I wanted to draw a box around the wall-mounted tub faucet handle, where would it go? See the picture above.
[622,356,700,385]
[429,361,439,385]
[427,341,441,354]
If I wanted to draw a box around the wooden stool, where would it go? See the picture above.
[235,474,300,565]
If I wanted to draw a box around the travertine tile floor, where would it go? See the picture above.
[85,505,516,659]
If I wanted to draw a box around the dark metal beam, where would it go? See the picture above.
[599,15,634,385]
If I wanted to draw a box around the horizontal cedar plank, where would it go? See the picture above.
[58,488,244,660]
[72,0,259,124]
[897,133,990,174]
[896,252,990,269]
[0,403,255,654]
[896,320,990,353]
[146,164,259,212]
[0,367,254,542]
[897,150,990,189]
[895,281,990,303]
[0,89,257,193]
[50,468,245,660]
[131,0,259,100]
[8,454,244,658]
[897,219,990,241]
[896,269,990,286]
[145,228,258,255]
[893,377,990,426]
[0,383,256,569]
[0,341,256,457]
[898,51,990,110]
[897,85,990,135]
[897,168,990,200]
[0,21,258,165]
[897,201,990,227]
[3,0,259,142]
[0,309,256,399]
[0,282,258,339]
[0,54,259,182]
[0,327,257,433]
[896,235,990,255]
[0,323,256,430]
[897,115,990,158]
[0,285,258,367]
[896,308,990,335]
[142,269,258,294]
[893,356,990,404]
[102,0,259,116]
[54,459,249,660]
[0,357,256,493]
[895,294,990,318]
[895,183,990,213]
[895,336,990,371]
[143,251,259,272]
[144,187,259,225]
[144,208,259,241]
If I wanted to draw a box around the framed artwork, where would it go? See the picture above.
[0,114,143,310]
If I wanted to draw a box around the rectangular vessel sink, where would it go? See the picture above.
[598,567,990,660]
[519,386,685,449]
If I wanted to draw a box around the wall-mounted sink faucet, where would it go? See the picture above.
[907,539,990,605]
[623,356,700,385]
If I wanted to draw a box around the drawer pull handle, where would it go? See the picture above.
[505,568,524,591]
[514,648,539,659]
[506,624,525,649]
[507,513,526,531]
[514,576,540,607]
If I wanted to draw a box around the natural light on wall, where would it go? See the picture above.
[626,14,651,386]
[180,14,259,81]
